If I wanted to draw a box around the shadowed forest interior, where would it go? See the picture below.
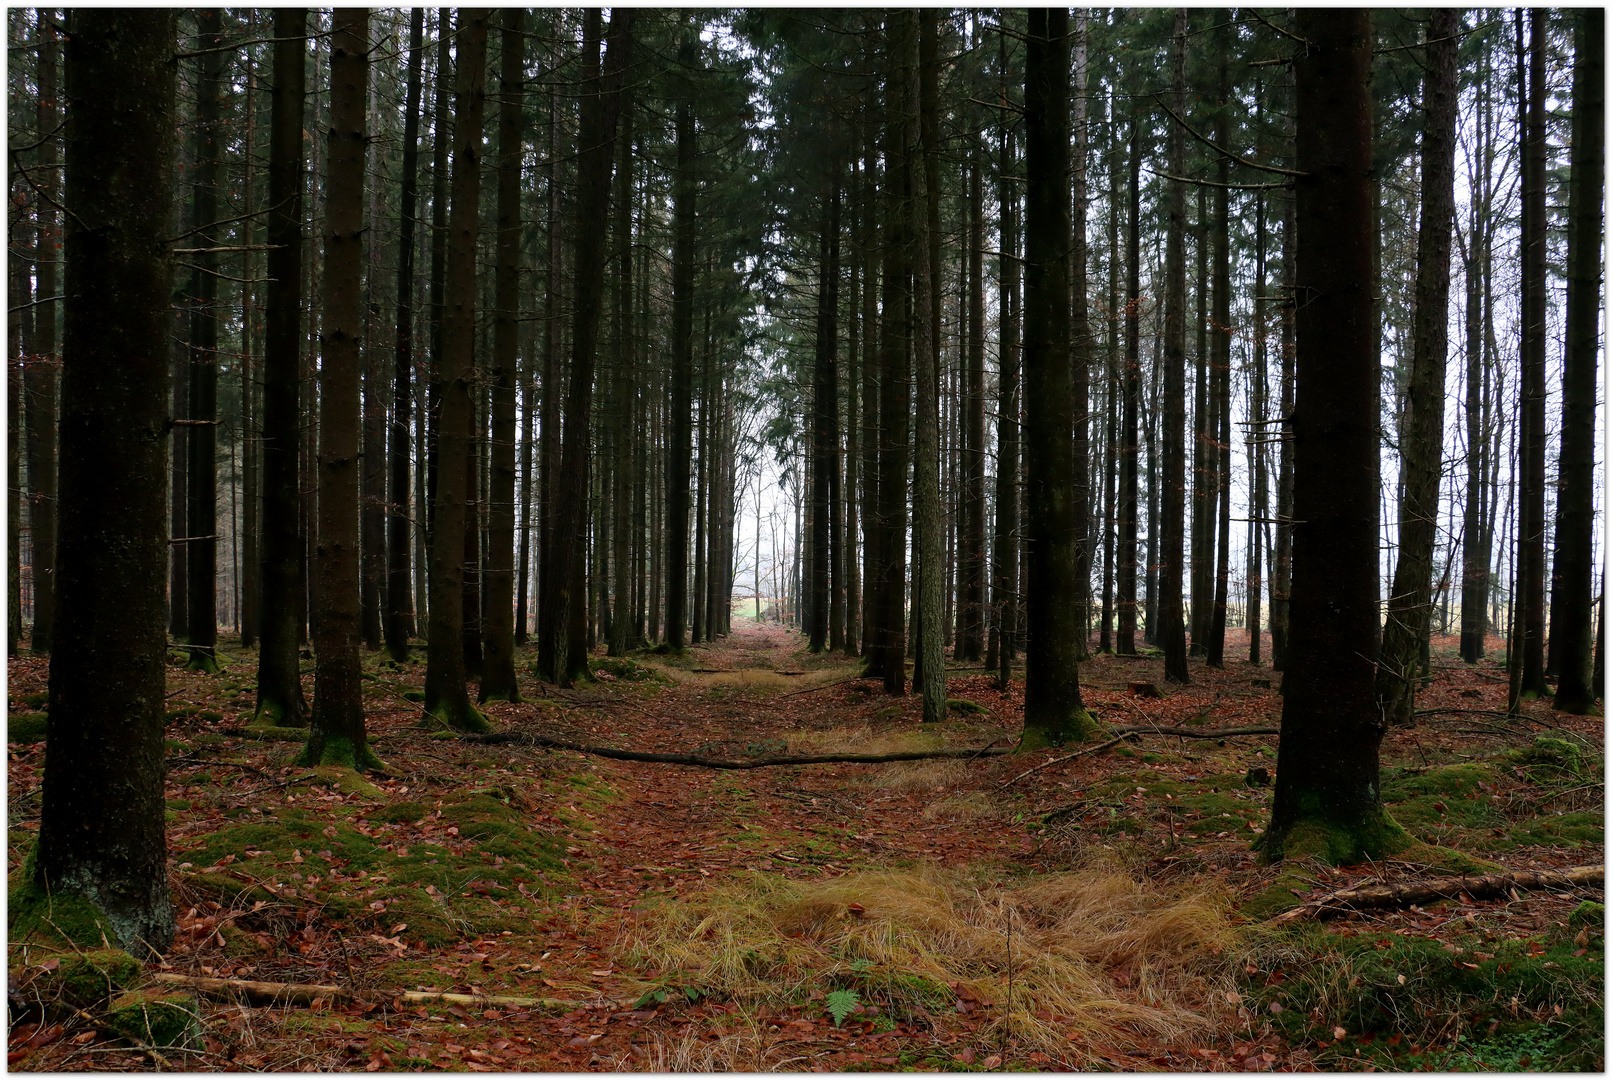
[6,7,1606,1072]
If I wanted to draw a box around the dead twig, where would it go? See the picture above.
[996,733,1140,789]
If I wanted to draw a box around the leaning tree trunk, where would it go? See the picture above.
[1021,7,1100,747]
[34,7,177,957]
[254,8,310,728]
[479,8,524,704]
[423,9,493,732]
[1546,7,1603,715]
[1261,9,1404,866]
[1374,9,1458,729]
[305,9,381,771]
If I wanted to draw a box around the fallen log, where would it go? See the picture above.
[996,733,1141,788]
[460,730,1014,770]
[148,973,614,1012]
[1269,864,1604,924]
[1107,723,1280,739]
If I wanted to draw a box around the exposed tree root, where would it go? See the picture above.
[1268,864,1604,924]
[1107,723,1280,738]
[148,973,617,1012]
[460,730,1014,770]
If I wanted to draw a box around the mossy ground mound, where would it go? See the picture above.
[8,712,48,744]
[178,792,563,948]
[8,948,141,1008]
[105,990,200,1048]
[1380,761,1604,852]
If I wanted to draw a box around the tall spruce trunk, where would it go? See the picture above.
[1021,8,1099,745]
[34,7,177,956]
[27,15,58,655]
[1262,9,1402,865]
[991,120,1020,688]
[1206,35,1232,670]
[538,9,635,684]
[479,8,524,703]
[386,9,424,662]
[255,9,310,727]
[663,41,696,655]
[183,10,224,673]
[423,9,492,730]
[1374,9,1458,728]
[809,165,840,654]
[876,18,910,697]
[1546,8,1603,714]
[1158,10,1190,684]
[1117,113,1142,655]
[305,10,380,770]
[1070,10,1093,662]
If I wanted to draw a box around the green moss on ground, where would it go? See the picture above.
[106,990,199,1048]
[8,877,120,950]
[8,712,48,744]
[1017,707,1108,751]
[369,801,428,825]
[9,948,141,1008]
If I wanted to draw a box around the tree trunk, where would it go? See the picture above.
[1021,7,1099,746]
[662,38,696,655]
[1374,9,1458,728]
[305,10,379,771]
[608,100,636,657]
[1206,33,1232,671]
[254,9,310,728]
[538,8,635,684]
[1512,10,1548,704]
[990,111,1020,688]
[958,138,985,664]
[877,18,910,697]
[1262,10,1401,866]
[1069,10,1093,663]
[1247,95,1268,666]
[1270,118,1296,672]
[910,11,944,723]
[810,159,841,654]
[1116,112,1142,656]
[479,9,525,703]
[423,9,492,731]
[1158,10,1190,685]
[34,7,177,956]
[27,15,59,655]
[1547,8,1603,715]
[386,8,424,663]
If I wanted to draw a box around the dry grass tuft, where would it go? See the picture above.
[622,1020,805,1073]
[646,664,845,692]
[788,725,947,757]
[921,790,999,822]
[861,758,969,793]
[620,859,1243,1063]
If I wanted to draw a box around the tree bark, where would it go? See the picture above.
[662,36,696,656]
[26,13,59,655]
[809,161,840,654]
[254,9,310,728]
[1262,9,1401,865]
[1511,9,1548,704]
[1021,8,1099,746]
[1374,9,1458,728]
[479,9,525,703]
[423,9,493,731]
[1547,8,1603,715]
[1158,10,1190,685]
[1116,112,1142,656]
[305,10,379,771]
[876,17,910,697]
[35,7,177,956]
[1206,31,1232,670]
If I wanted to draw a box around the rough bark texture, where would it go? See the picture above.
[26,16,58,655]
[1021,8,1099,747]
[1158,11,1190,685]
[1547,8,1603,715]
[910,11,944,723]
[1375,9,1458,728]
[305,10,380,771]
[479,9,525,703]
[1262,10,1404,866]
[1512,11,1548,703]
[34,8,178,957]
[537,9,635,685]
[254,9,310,728]
[663,42,696,656]
[991,119,1019,689]
[876,20,909,697]
[423,9,492,731]
[385,9,424,663]
[1116,114,1142,656]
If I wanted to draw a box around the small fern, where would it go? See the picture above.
[824,988,861,1028]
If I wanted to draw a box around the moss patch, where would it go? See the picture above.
[106,990,199,1048]
[10,948,141,1008]
[369,801,428,825]
[8,712,49,744]
[8,878,120,949]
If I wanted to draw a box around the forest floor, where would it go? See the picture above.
[6,618,1604,1072]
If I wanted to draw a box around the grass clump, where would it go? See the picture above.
[620,860,1241,1063]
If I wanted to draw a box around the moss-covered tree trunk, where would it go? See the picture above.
[479,8,525,704]
[1020,7,1100,748]
[254,8,310,728]
[33,8,177,957]
[305,9,382,771]
[423,8,492,732]
[1261,9,1405,866]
